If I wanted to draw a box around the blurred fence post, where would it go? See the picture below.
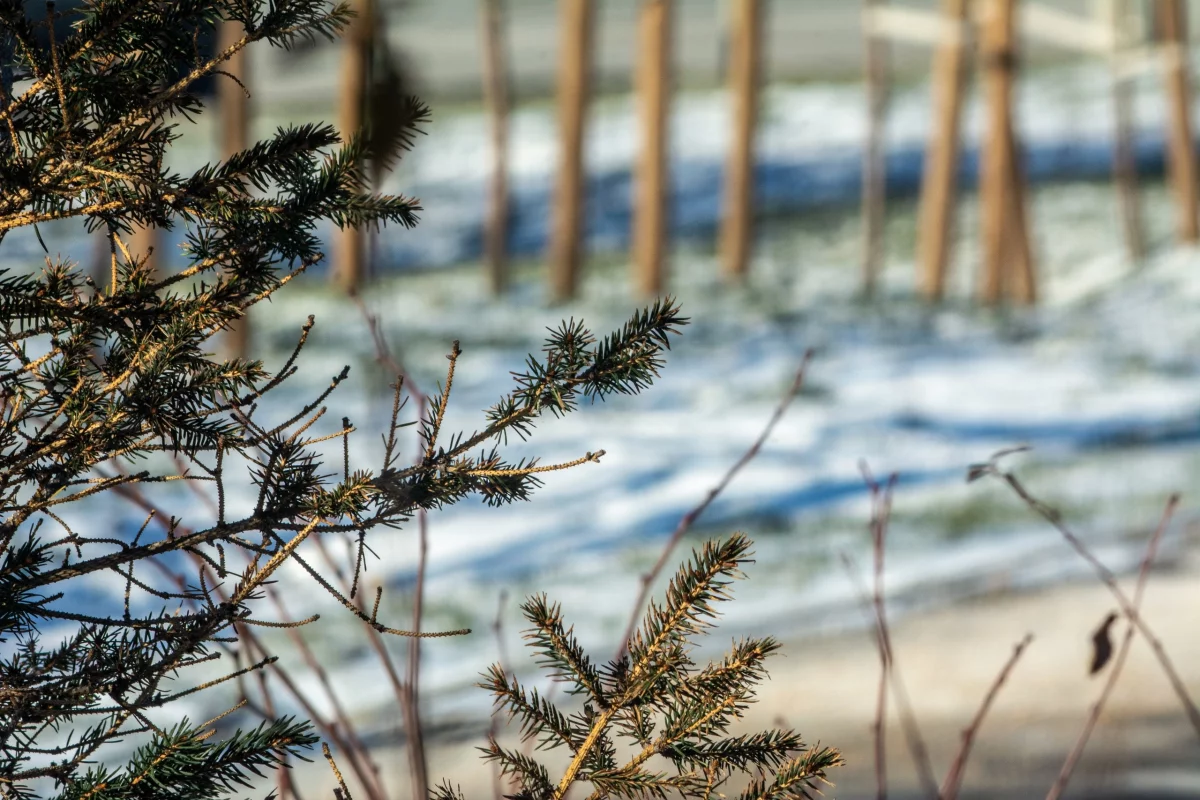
[334,0,372,296]
[633,0,672,297]
[1106,0,1145,265]
[719,0,762,282]
[715,0,730,82]
[219,18,252,358]
[128,216,159,280]
[480,0,511,295]
[1158,0,1199,243]
[549,0,594,303]
[861,0,892,298]
[127,150,160,280]
[979,0,1011,304]
[916,0,970,302]
[979,0,1035,305]
[1005,82,1036,305]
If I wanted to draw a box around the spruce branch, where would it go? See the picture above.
[473,534,843,800]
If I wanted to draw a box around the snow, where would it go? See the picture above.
[6,56,1200,760]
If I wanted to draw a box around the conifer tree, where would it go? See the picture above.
[0,2,836,799]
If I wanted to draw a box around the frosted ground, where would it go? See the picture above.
[8,57,1200,768]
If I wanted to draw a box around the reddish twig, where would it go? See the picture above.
[858,464,940,800]
[109,480,386,800]
[146,553,383,800]
[356,295,434,800]
[489,588,518,800]
[309,532,412,747]
[1045,494,1180,800]
[939,633,1033,800]
[839,549,940,800]
[980,453,1200,741]
[404,504,431,800]
[614,349,814,665]
[862,463,893,800]
[253,663,302,800]
[524,352,814,763]
[265,585,387,800]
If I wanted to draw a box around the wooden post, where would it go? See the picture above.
[977,0,1035,305]
[916,0,971,302]
[861,0,891,298]
[1005,97,1036,304]
[978,0,1032,305]
[548,0,594,303]
[715,0,731,82]
[334,0,372,295]
[1106,0,1144,265]
[633,0,672,297]
[480,0,511,295]
[219,18,252,358]
[124,152,160,279]
[979,0,1007,304]
[128,219,158,279]
[1158,0,1198,243]
[719,0,762,282]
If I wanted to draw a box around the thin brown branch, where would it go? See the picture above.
[862,463,891,800]
[838,545,939,800]
[939,633,1033,800]
[405,506,431,800]
[488,588,519,800]
[1045,494,1180,800]
[311,533,413,782]
[355,294,434,800]
[113,486,388,800]
[859,464,940,800]
[265,585,388,800]
[981,454,1200,740]
[612,350,814,666]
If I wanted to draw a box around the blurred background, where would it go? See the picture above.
[9,1,1200,797]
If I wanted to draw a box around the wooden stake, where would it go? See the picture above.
[916,0,971,302]
[1005,100,1036,304]
[548,0,594,303]
[480,0,512,295]
[861,0,892,298]
[633,0,672,297]
[334,0,372,295]
[1107,0,1145,265]
[1158,0,1198,243]
[128,152,159,280]
[129,219,158,279]
[720,0,763,282]
[979,0,1024,305]
[219,18,252,358]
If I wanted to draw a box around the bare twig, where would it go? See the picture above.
[519,351,814,762]
[858,464,940,800]
[489,588,519,800]
[404,505,431,800]
[265,585,387,800]
[863,464,891,800]
[355,295,433,800]
[613,350,814,665]
[110,480,386,800]
[978,450,1200,740]
[940,634,1033,800]
[1045,494,1180,800]
[839,549,939,800]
